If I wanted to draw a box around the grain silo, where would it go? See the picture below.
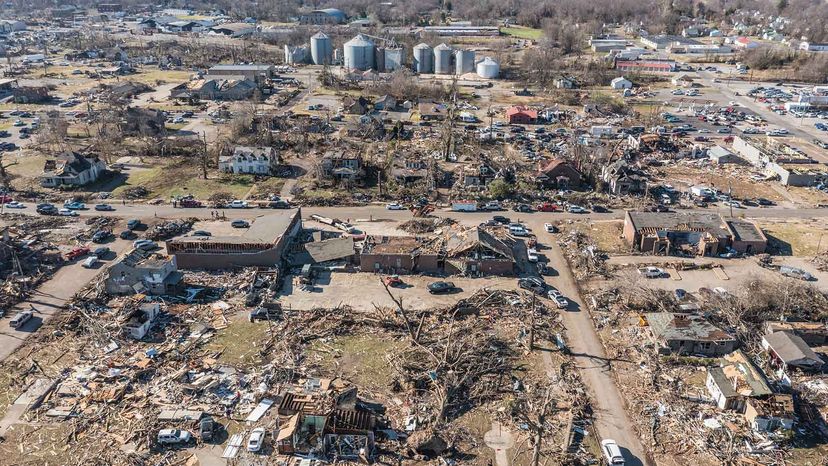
[433,43,452,74]
[384,47,405,72]
[455,49,475,75]
[343,34,375,71]
[284,45,308,65]
[476,56,499,79]
[310,31,332,65]
[413,43,433,73]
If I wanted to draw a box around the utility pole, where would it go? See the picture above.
[201,131,208,179]
[728,180,733,218]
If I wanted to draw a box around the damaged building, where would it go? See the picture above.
[167,210,302,269]
[647,312,738,357]
[105,249,182,295]
[623,211,767,256]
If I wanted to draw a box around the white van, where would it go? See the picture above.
[9,310,33,329]
[81,256,99,269]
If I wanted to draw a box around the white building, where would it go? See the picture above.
[800,42,828,52]
[218,146,279,175]
[122,303,161,340]
[610,76,632,89]
[40,152,106,187]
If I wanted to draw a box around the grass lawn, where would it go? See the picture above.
[760,220,827,256]
[249,177,287,198]
[131,69,193,85]
[501,26,544,40]
[206,317,272,367]
[6,153,47,180]
[308,335,401,393]
[111,160,254,199]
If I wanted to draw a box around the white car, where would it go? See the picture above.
[4,201,25,209]
[567,205,587,214]
[638,266,664,278]
[247,427,266,452]
[81,256,99,268]
[386,203,404,210]
[58,208,79,216]
[527,248,538,263]
[548,290,568,309]
[133,239,158,251]
[229,200,248,209]
[172,116,184,124]
[544,223,557,233]
[157,428,192,445]
[601,439,625,465]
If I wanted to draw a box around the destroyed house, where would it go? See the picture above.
[444,227,515,276]
[647,312,737,357]
[623,211,766,256]
[167,210,302,269]
[105,249,182,295]
[601,159,647,195]
[320,150,364,184]
[218,146,279,175]
[536,159,583,189]
[170,78,257,101]
[390,156,430,185]
[12,85,50,103]
[298,236,356,265]
[744,394,795,432]
[764,321,828,346]
[120,106,165,136]
[121,302,160,339]
[207,64,274,84]
[706,350,772,412]
[40,152,106,187]
[360,236,440,274]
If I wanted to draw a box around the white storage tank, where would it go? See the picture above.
[310,31,332,65]
[455,49,475,75]
[384,47,405,72]
[476,56,499,79]
[433,43,452,75]
[343,34,375,71]
[413,43,433,73]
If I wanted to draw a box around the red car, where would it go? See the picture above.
[383,275,404,287]
[0,195,12,203]
[536,202,558,212]
[180,199,203,208]
[66,247,90,260]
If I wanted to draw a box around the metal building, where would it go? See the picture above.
[310,31,332,65]
[476,56,499,79]
[433,43,452,74]
[384,47,405,72]
[284,45,308,65]
[454,49,475,75]
[413,43,433,73]
[343,34,375,71]
[374,47,386,72]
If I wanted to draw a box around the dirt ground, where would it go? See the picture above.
[657,164,787,203]
[758,218,828,256]
[280,272,518,311]
[557,219,628,254]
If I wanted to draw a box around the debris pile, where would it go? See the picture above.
[558,230,609,279]
[0,215,65,309]
[399,217,456,234]
[146,218,196,241]
[123,186,149,199]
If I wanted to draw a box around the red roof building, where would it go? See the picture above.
[506,106,538,124]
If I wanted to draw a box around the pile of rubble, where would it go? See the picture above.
[0,216,65,309]
[810,252,828,271]
[399,217,456,234]
[557,230,609,279]
[146,219,196,241]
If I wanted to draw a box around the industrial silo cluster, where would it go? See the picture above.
[286,32,499,79]
[409,42,499,79]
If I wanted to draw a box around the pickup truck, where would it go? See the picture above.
[179,199,203,208]
[536,202,558,212]
[66,247,90,260]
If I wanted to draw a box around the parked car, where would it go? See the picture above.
[383,275,404,287]
[64,201,85,210]
[527,248,539,262]
[58,208,79,216]
[247,427,266,452]
[37,204,58,215]
[9,310,33,329]
[94,204,114,211]
[567,205,587,214]
[518,277,546,294]
[133,239,158,251]
[590,204,610,213]
[536,202,558,212]
[548,290,568,309]
[601,439,625,465]
[66,247,90,260]
[91,230,113,243]
[199,416,215,442]
[269,200,291,209]
[674,289,687,300]
[81,256,99,268]
[231,219,250,228]
[119,230,136,239]
[509,224,528,237]
[386,202,405,210]
[428,281,457,294]
[93,246,111,257]
[4,201,24,209]
[127,219,143,230]
[492,215,510,224]
[157,429,192,445]
[779,266,814,281]
[544,223,558,233]
[229,200,248,209]
[483,201,502,211]
[638,266,664,278]
[192,230,212,237]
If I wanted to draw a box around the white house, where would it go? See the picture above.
[800,42,828,52]
[218,146,279,175]
[40,152,106,187]
[122,303,161,340]
[610,76,632,89]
